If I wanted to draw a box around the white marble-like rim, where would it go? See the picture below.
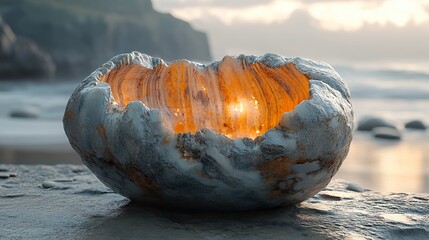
[74,51,352,141]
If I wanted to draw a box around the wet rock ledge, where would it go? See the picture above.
[0,165,428,240]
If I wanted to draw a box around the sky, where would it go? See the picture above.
[152,0,429,70]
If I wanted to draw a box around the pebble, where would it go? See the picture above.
[319,193,342,201]
[0,173,10,179]
[9,172,18,177]
[71,167,86,173]
[42,181,58,189]
[372,127,401,140]
[405,120,426,130]
[54,179,74,183]
[9,106,40,119]
[347,183,365,192]
[0,168,8,172]
[357,117,396,131]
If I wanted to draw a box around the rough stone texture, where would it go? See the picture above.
[0,165,428,240]
[63,52,353,210]
[0,17,55,79]
[0,0,211,76]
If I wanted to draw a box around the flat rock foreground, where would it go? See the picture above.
[0,165,428,240]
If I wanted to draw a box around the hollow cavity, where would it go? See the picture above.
[100,56,310,139]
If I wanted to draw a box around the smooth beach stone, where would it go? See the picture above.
[54,179,74,183]
[8,172,17,177]
[372,127,401,140]
[0,173,10,179]
[346,183,365,192]
[71,167,87,173]
[9,105,40,119]
[405,120,427,130]
[42,181,58,189]
[357,117,396,131]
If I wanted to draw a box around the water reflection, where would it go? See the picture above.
[335,132,429,193]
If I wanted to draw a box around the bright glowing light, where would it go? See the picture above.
[229,101,246,115]
[308,0,429,31]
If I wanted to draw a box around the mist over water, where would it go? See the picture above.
[332,65,429,193]
[336,65,429,124]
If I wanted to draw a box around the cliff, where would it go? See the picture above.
[0,17,55,78]
[0,0,212,76]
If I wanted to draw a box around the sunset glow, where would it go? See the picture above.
[154,0,429,31]
[169,0,301,25]
[308,0,429,31]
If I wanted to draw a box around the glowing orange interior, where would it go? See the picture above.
[100,56,310,139]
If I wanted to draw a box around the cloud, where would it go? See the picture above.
[191,9,429,64]
[166,0,302,25]
[152,0,429,64]
[154,0,429,30]
[308,0,429,31]
[152,0,268,9]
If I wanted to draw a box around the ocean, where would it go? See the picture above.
[0,65,428,193]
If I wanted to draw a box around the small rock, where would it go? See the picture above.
[405,120,426,130]
[346,183,365,192]
[9,106,40,119]
[319,193,342,201]
[0,168,8,172]
[54,179,73,183]
[0,173,10,179]
[372,127,401,140]
[9,172,17,177]
[357,117,396,131]
[71,167,88,173]
[42,181,57,189]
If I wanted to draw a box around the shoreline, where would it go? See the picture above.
[1,131,428,193]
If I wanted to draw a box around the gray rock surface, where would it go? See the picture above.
[1,164,428,240]
[357,116,396,131]
[405,120,427,130]
[0,0,212,76]
[0,17,55,79]
[372,127,401,140]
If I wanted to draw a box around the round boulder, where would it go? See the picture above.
[357,117,396,131]
[405,120,426,130]
[9,106,40,119]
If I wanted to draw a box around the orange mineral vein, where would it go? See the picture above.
[100,56,310,139]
